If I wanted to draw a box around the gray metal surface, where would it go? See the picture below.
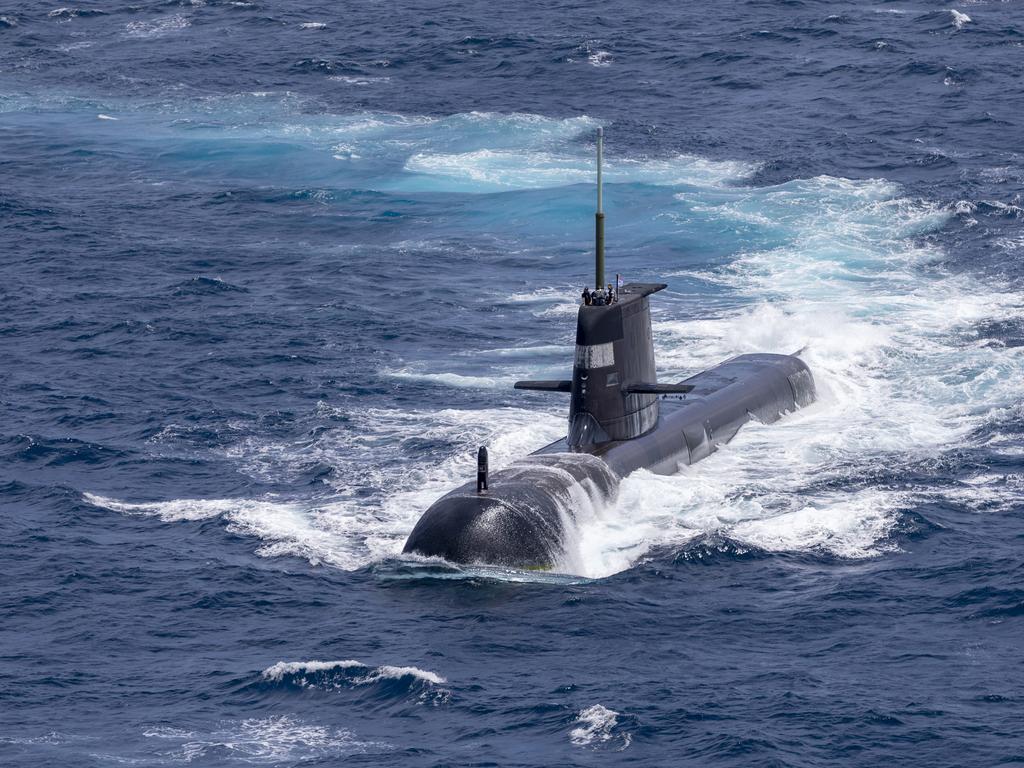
[404,285,817,569]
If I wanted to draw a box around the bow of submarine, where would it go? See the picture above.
[402,452,619,569]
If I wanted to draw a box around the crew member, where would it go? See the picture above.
[582,287,592,306]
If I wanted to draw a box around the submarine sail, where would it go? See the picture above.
[403,130,816,570]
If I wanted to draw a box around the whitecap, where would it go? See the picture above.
[570,705,631,749]
[950,9,971,30]
[371,665,447,685]
[261,660,364,682]
[299,22,326,29]
[262,659,448,688]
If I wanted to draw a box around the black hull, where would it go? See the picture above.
[403,353,816,569]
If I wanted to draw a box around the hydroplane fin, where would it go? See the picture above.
[514,380,573,392]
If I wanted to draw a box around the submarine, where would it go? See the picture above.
[404,128,816,570]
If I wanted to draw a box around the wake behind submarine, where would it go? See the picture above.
[404,129,816,570]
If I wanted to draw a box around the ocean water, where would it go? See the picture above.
[2,0,1023,764]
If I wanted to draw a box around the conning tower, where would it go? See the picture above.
[569,284,662,447]
[515,128,692,448]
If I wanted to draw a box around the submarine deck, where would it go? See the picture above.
[532,352,813,477]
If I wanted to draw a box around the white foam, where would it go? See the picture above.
[405,149,755,191]
[97,114,118,120]
[731,490,902,557]
[299,22,327,29]
[142,715,387,762]
[570,705,630,749]
[469,344,570,358]
[261,660,363,682]
[84,492,263,521]
[124,14,190,39]
[262,659,446,686]
[372,665,447,685]
[0,732,96,746]
[950,9,971,29]
[567,174,1024,576]
[92,406,564,570]
[384,368,507,389]
[588,51,612,67]
[994,233,1024,252]
[329,76,392,87]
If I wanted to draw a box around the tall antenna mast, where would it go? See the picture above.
[595,127,605,290]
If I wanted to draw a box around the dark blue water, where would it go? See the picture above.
[3,1,1024,764]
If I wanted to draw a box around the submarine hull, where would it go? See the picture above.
[403,352,816,569]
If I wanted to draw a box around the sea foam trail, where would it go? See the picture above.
[87,406,566,571]
[11,97,750,195]
[85,108,1024,578]
[140,715,388,762]
[404,149,754,192]
[572,176,1022,576]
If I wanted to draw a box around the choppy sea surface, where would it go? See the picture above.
[2,0,1023,764]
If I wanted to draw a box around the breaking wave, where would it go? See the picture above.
[262,659,446,686]
[260,660,450,706]
[570,705,632,750]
